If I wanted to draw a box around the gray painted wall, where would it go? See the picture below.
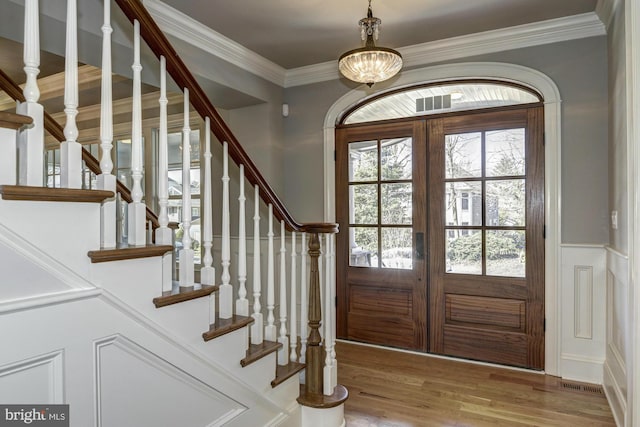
[283,37,609,245]
[607,3,628,254]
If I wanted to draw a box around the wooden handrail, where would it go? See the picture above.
[114,0,337,235]
[0,68,159,228]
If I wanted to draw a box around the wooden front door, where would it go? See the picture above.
[336,105,545,369]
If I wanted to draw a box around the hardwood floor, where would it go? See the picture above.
[337,341,615,426]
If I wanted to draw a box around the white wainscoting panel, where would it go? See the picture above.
[0,350,64,404]
[604,246,628,427]
[560,245,606,383]
[95,334,244,427]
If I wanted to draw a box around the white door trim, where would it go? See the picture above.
[322,62,562,375]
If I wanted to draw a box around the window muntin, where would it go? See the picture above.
[444,128,526,278]
[349,137,413,269]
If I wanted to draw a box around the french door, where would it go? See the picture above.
[336,105,545,369]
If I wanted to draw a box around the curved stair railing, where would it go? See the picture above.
[0,0,347,419]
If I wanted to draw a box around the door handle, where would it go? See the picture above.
[416,232,424,260]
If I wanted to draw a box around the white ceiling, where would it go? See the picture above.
[159,0,600,69]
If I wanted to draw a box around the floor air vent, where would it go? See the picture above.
[561,381,604,395]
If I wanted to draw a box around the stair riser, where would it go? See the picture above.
[0,199,100,279]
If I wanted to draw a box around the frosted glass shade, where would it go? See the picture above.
[339,46,403,86]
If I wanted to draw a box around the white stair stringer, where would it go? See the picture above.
[0,288,295,427]
[89,256,302,409]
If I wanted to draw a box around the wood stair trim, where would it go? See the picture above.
[271,361,305,388]
[87,244,173,263]
[153,284,218,308]
[297,383,349,408]
[0,185,114,203]
[202,314,254,342]
[0,111,33,130]
[240,340,282,367]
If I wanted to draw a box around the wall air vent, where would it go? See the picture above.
[416,94,451,113]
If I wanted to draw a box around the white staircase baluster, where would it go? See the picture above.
[265,204,276,341]
[290,231,298,362]
[324,233,337,395]
[219,141,233,318]
[200,117,215,287]
[299,232,308,383]
[127,19,146,245]
[278,220,289,365]
[60,0,81,189]
[17,0,44,187]
[201,117,216,327]
[330,233,338,389]
[250,185,264,344]
[96,0,116,249]
[178,88,194,287]
[236,164,249,316]
[156,56,173,294]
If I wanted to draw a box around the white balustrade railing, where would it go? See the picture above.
[6,1,343,398]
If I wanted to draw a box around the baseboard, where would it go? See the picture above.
[603,358,626,427]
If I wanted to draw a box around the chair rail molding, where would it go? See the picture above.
[323,61,563,376]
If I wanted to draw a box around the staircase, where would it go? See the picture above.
[0,1,347,426]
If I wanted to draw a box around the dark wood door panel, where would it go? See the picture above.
[443,325,529,367]
[348,313,417,348]
[445,294,525,332]
[349,286,413,317]
[443,275,528,299]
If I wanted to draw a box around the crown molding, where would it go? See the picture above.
[285,12,606,88]
[595,0,619,30]
[143,0,286,87]
[140,1,606,90]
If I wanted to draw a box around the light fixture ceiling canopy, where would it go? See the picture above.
[338,0,403,87]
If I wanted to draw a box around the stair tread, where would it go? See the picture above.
[153,284,218,308]
[240,340,282,367]
[0,185,114,203]
[297,383,349,408]
[0,111,33,130]
[202,314,254,342]
[271,361,305,388]
[88,244,173,263]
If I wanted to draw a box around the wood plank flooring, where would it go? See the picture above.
[337,341,615,426]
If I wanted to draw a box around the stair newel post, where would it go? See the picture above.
[235,164,249,316]
[219,141,232,318]
[201,117,216,327]
[60,0,82,189]
[16,0,44,187]
[178,88,194,288]
[127,19,146,245]
[324,233,337,395]
[250,185,264,344]
[156,56,173,294]
[278,220,289,365]
[299,232,308,383]
[305,232,323,395]
[265,204,277,341]
[96,0,116,249]
[290,231,298,363]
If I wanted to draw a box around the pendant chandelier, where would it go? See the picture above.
[338,0,403,87]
